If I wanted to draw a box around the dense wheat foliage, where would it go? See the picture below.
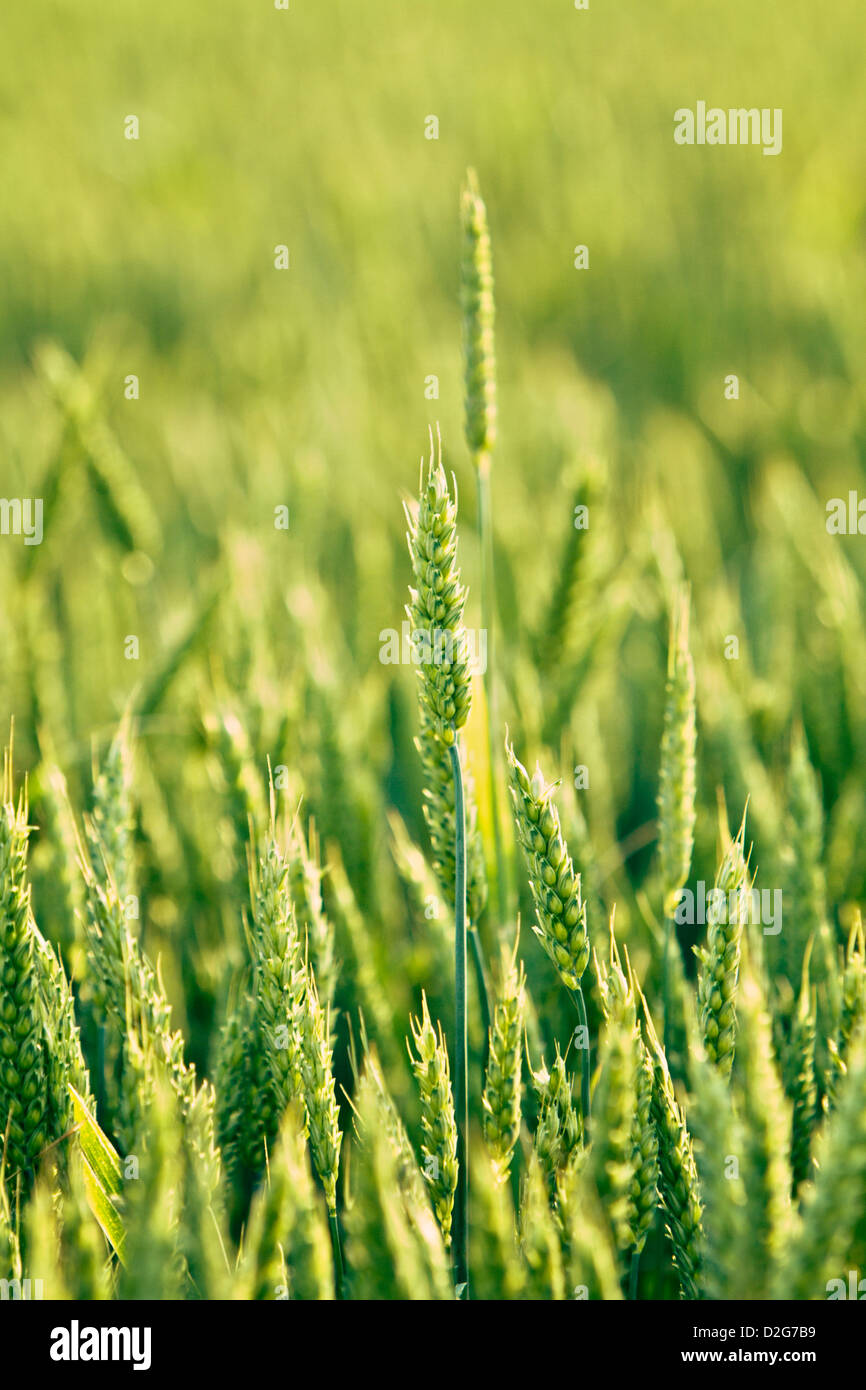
[1,0,865,1303]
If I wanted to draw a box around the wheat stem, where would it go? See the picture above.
[662,915,673,1056]
[328,1210,344,1299]
[469,924,492,1053]
[628,1249,640,1300]
[449,738,469,1295]
[569,986,592,1143]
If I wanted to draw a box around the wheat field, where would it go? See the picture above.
[1,0,865,1308]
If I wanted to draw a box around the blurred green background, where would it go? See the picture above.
[0,0,864,1109]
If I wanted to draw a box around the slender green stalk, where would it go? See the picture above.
[661,919,672,1058]
[628,1250,640,1300]
[570,986,592,1144]
[328,1211,344,1298]
[449,739,469,1294]
[469,925,492,1050]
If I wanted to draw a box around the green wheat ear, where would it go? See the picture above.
[407,992,458,1245]
[640,990,703,1299]
[405,427,474,1293]
[87,714,134,903]
[688,1031,749,1299]
[505,742,590,992]
[118,1065,186,1300]
[657,587,697,920]
[589,1005,638,1265]
[298,966,343,1217]
[695,810,750,1078]
[730,960,794,1295]
[414,710,488,925]
[824,913,866,1110]
[461,169,496,461]
[461,167,508,931]
[248,838,305,1117]
[404,431,472,746]
[530,1043,581,1180]
[0,740,50,1182]
[0,1166,21,1281]
[782,1025,866,1298]
[288,816,338,1013]
[506,739,592,1135]
[595,925,659,1263]
[481,938,525,1183]
[778,725,835,1002]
